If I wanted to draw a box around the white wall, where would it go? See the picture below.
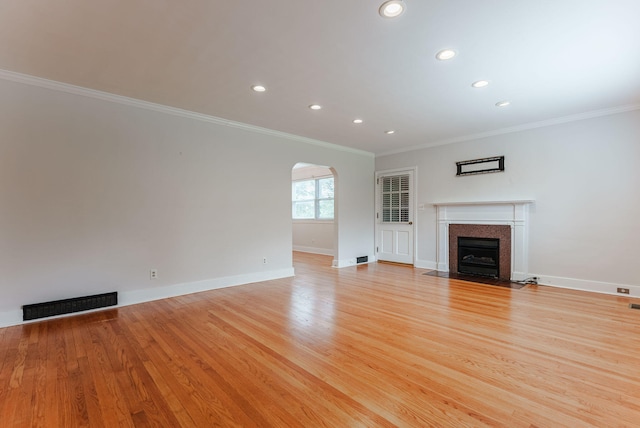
[291,165,335,255]
[376,109,640,296]
[292,221,334,255]
[0,74,375,326]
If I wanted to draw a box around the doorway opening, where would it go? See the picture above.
[292,163,337,264]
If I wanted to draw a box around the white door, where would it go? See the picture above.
[376,171,414,264]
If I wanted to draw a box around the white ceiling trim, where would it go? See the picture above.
[0,69,374,158]
[3,68,637,160]
[377,103,640,157]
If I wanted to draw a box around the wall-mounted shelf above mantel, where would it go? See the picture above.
[432,200,534,206]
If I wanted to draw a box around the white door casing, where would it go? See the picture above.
[375,169,415,264]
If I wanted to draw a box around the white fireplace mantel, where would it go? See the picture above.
[434,200,534,281]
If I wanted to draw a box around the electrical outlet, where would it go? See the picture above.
[263,257,267,264]
[617,288,630,294]
[150,269,158,280]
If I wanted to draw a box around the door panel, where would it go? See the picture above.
[381,230,394,254]
[396,230,410,256]
[376,170,414,264]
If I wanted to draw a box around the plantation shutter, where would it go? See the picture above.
[380,174,410,223]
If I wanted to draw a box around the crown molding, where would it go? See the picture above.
[0,69,374,158]
[377,103,640,157]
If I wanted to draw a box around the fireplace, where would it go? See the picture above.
[435,201,532,282]
[457,237,499,278]
[448,224,511,281]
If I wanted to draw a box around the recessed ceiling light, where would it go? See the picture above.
[251,85,266,92]
[385,130,395,135]
[495,101,511,107]
[379,0,405,18]
[472,80,490,88]
[353,119,363,124]
[309,104,322,110]
[435,49,456,61]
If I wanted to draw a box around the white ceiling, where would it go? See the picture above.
[1,0,639,155]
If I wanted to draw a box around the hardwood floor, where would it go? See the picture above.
[1,252,639,427]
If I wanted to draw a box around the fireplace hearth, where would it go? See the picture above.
[457,237,499,278]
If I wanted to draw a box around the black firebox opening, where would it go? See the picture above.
[457,236,499,278]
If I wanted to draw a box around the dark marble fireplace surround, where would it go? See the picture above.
[449,224,511,281]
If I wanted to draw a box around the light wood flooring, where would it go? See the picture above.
[1,252,639,427]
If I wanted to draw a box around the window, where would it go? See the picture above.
[380,174,409,222]
[292,177,334,220]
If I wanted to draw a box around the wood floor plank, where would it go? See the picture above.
[1,327,34,426]
[1,252,640,427]
[124,306,258,427]
[91,314,183,427]
[206,294,502,427]
[89,315,137,427]
[43,321,61,427]
[200,311,397,427]
[28,323,48,428]
[152,308,305,427]
[78,314,127,428]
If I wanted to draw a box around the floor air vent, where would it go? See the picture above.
[630,303,640,310]
[357,256,368,264]
[23,292,118,321]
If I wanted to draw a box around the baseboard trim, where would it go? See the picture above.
[292,245,334,256]
[0,268,294,329]
[428,260,639,297]
[534,274,640,298]
[119,268,295,308]
[4,268,634,328]
[0,310,24,329]
[332,255,376,268]
[0,305,122,329]
[414,259,437,270]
